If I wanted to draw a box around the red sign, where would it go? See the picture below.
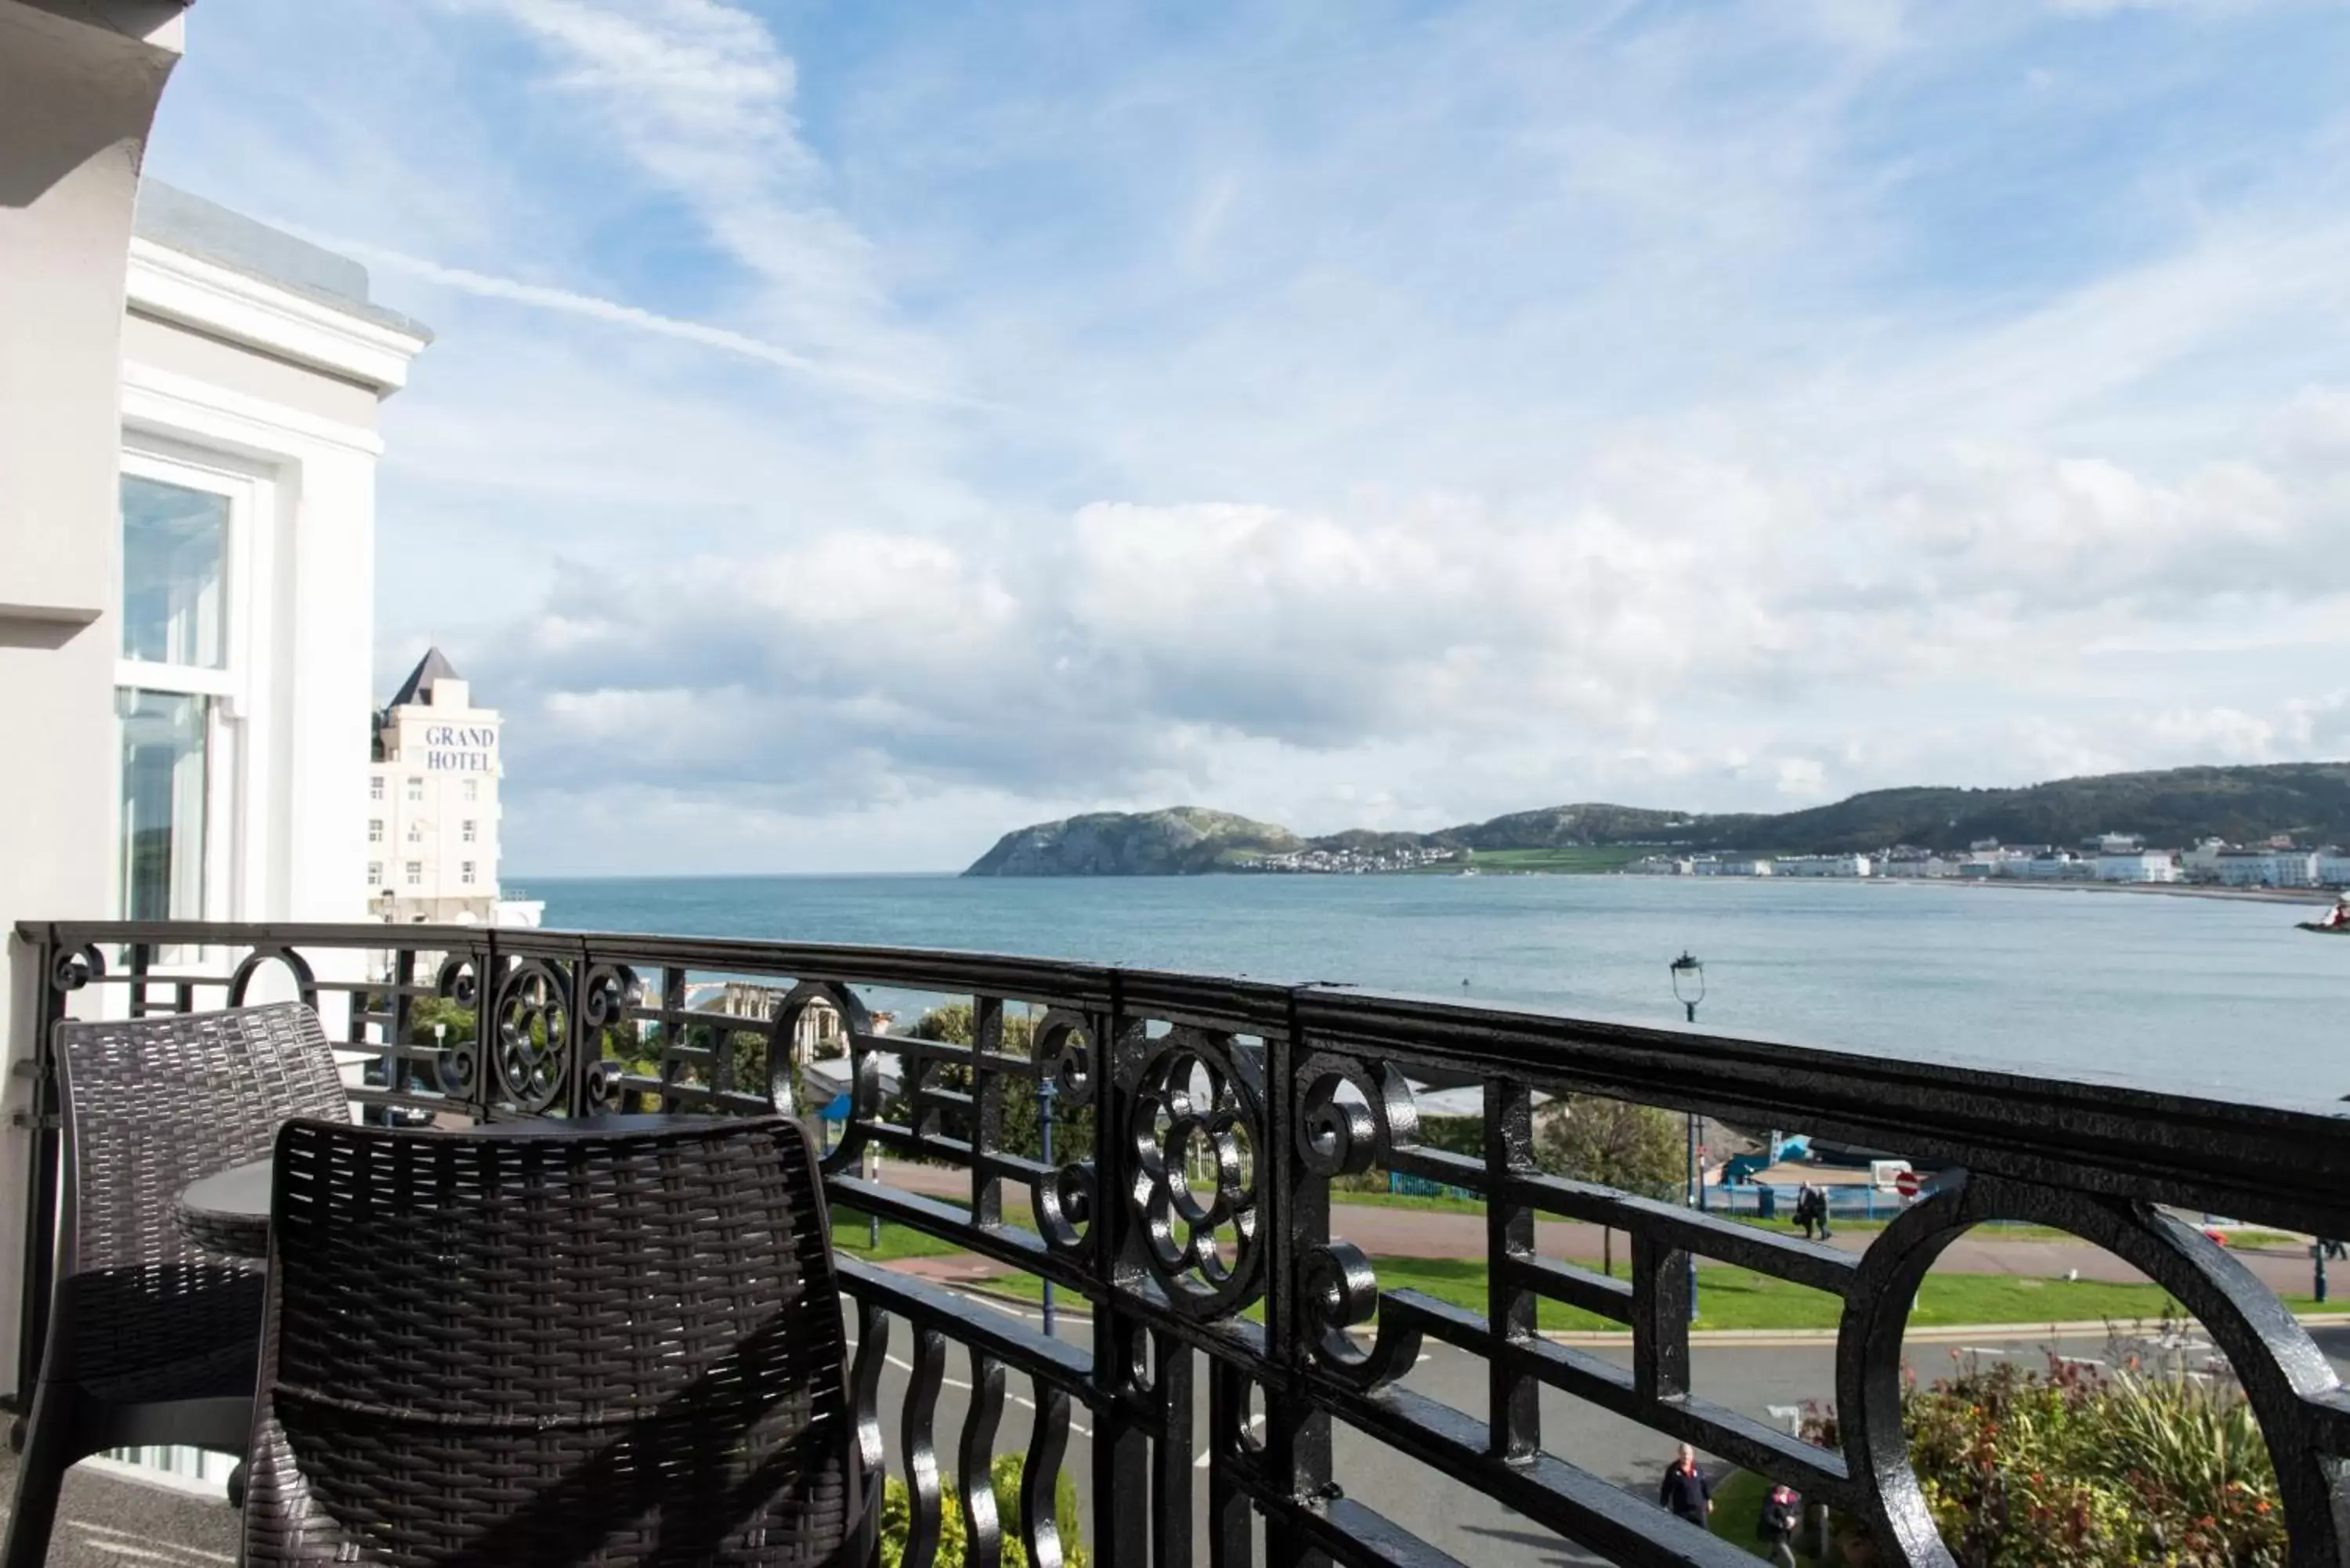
[1895,1169,1922,1199]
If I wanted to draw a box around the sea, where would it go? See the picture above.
[522,873,2350,1107]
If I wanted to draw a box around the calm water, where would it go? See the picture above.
[521,873,2350,1104]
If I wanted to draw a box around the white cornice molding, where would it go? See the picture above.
[127,237,429,393]
[124,362,389,459]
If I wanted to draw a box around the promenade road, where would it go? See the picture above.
[879,1159,2327,1296]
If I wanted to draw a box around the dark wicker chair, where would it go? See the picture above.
[241,1115,862,1566]
[4,1002,352,1568]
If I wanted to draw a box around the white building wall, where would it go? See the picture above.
[2,153,427,1409]
[0,0,186,1411]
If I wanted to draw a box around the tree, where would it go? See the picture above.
[907,1004,1096,1167]
[1534,1094,1683,1277]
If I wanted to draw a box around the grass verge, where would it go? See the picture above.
[965,1253,2319,1334]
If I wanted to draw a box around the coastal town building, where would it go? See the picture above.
[367,648,508,923]
[2091,850,2180,883]
[1773,854,1872,878]
[2213,847,2319,888]
[2318,850,2350,888]
[0,9,428,1483]
[1692,856,1774,876]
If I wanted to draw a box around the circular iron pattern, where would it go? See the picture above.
[490,959,572,1113]
[1125,1026,1265,1318]
[1835,1168,2349,1567]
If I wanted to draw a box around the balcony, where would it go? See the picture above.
[9,918,2350,1566]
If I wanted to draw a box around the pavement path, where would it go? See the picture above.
[874,1160,2326,1295]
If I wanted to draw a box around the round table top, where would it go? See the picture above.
[173,1112,723,1259]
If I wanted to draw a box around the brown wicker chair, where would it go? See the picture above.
[4,1002,352,1568]
[241,1115,862,1566]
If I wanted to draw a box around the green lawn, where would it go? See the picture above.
[967,1252,2319,1334]
[831,1209,969,1264]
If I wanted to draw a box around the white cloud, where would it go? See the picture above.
[137,0,2350,871]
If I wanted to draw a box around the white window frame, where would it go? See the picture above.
[113,445,270,923]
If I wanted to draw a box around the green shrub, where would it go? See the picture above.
[1806,1351,2284,1566]
[878,1452,1089,1568]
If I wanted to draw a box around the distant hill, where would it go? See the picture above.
[963,807,1304,876]
[960,764,2350,875]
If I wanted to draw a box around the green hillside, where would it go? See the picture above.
[961,764,2350,875]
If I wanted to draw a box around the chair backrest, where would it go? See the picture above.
[244,1116,858,1566]
[56,1001,351,1276]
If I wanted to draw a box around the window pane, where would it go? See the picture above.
[121,475,228,668]
[119,689,208,919]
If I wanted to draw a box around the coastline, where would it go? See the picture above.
[1876,876,2330,907]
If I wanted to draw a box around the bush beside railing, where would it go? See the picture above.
[1807,1349,2286,1566]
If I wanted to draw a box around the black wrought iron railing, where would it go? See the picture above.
[13,919,2350,1566]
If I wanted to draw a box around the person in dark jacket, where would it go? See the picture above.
[1658,1444,1712,1527]
[1755,1480,1802,1566]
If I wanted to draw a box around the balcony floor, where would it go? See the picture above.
[0,1447,238,1567]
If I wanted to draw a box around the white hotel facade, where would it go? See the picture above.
[368,649,506,925]
[1,0,427,1442]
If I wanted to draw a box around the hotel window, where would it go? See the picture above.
[368,818,383,844]
[407,778,423,804]
[461,861,476,886]
[367,862,382,887]
[117,462,244,922]
[462,819,475,844]
[370,775,384,801]
[407,823,421,844]
[405,862,422,887]
[463,779,479,802]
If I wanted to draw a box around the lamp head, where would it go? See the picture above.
[1669,951,1705,1007]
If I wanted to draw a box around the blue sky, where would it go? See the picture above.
[147,0,2350,873]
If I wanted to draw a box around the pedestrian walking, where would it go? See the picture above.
[1755,1480,1802,1567]
[1794,1183,1818,1241]
[1658,1443,1712,1529]
[1815,1186,1834,1241]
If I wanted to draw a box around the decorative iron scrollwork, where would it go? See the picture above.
[226,945,319,1012]
[1030,1010,1098,1255]
[1294,1056,1425,1389]
[1126,1026,1265,1317]
[1296,1054,1419,1175]
[1300,1241,1423,1390]
[490,958,572,1112]
[49,944,103,993]
[433,954,481,1097]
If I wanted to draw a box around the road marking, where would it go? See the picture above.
[1958,1346,2012,1357]
[873,1353,1094,1440]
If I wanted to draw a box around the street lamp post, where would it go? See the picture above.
[1038,1074,1060,1339]
[1669,952,1705,1323]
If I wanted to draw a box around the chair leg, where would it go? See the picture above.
[2,1383,77,1568]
